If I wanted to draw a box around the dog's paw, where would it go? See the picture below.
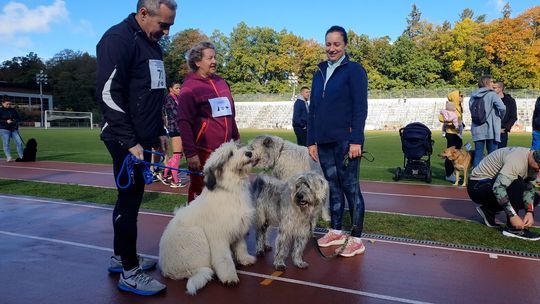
[237,254,256,266]
[256,250,266,257]
[219,272,239,285]
[274,263,286,271]
[294,260,309,269]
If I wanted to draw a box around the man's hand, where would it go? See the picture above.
[128,144,144,160]
[508,215,524,230]
[308,145,318,161]
[349,144,362,159]
[500,129,506,134]
[187,155,201,172]
[523,212,535,228]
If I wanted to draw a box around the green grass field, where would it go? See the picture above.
[10,127,536,184]
[2,127,539,254]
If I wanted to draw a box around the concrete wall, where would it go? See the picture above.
[235,98,537,131]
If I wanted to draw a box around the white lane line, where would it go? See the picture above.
[1,195,539,262]
[0,230,431,304]
[0,165,111,175]
[363,191,471,202]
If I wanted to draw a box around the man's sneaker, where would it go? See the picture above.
[6,157,13,162]
[476,206,498,228]
[118,267,166,296]
[156,173,171,186]
[337,237,366,257]
[317,230,347,247]
[108,255,157,273]
[502,227,540,241]
[170,180,188,188]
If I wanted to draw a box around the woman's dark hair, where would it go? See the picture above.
[325,25,348,44]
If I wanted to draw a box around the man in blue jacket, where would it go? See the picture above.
[292,86,310,146]
[96,0,176,296]
[308,25,368,257]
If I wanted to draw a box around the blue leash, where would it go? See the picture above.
[116,149,203,189]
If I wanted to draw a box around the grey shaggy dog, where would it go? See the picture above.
[251,171,329,270]
[247,135,330,221]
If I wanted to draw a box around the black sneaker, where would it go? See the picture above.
[502,227,540,241]
[476,206,498,228]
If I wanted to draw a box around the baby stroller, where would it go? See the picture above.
[393,122,434,183]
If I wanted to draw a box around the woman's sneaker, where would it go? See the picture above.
[156,173,171,186]
[337,237,366,257]
[317,230,347,247]
[118,266,166,296]
[108,255,157,273]
[170,180,188,188]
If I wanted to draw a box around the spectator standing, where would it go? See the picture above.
[0,96,24,162]
[292,86,310,146]
[177,41,240,202]
[96,0,176,296]
[308,25,368,257]
[157,80,188,188]
[532,96,540,150]
[469,75,506,167]
[493,81,517,148]
[438,91,464,182]
[467,147,539,241]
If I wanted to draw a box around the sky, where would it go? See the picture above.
[0,0,538,63]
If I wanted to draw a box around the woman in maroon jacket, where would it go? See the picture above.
[177,41,240,202]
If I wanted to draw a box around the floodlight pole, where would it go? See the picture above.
[35,70,48,128]
[288,72,298,101]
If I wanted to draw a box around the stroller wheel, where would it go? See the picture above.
[393,167,402,181]
[425,169,432,183]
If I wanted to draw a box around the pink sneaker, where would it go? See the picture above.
[337,238,365,257]
[317,230,347,247]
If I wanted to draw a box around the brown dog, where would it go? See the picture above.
[439,146,472,186]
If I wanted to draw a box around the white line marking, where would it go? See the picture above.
[1,195,539,262]
[0,165,111,175]
[489,254,499,259]
[0,229,431,304]
[364,191,471,202]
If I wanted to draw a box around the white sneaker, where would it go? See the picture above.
[118,266,166,296]
[445,175,456,183]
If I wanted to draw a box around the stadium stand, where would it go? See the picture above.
[235,98,537,131]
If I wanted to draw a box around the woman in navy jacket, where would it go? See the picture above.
[307,26,368,257]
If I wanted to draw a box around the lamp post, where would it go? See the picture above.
[287,72,298,101]
[35,70,48,128]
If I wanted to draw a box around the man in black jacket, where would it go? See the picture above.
[96,0,176,296]
[493,81,517,148]
[532,96,540,150]
[292,86,310,146]
[0,96,24,162]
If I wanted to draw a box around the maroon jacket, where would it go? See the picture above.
[177,72,240,157]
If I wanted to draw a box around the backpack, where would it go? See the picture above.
[470,95,487,125]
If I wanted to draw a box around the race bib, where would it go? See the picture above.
[208,97,233,118]
[148,59,166,89]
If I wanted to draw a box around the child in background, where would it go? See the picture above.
[440,101,461,137]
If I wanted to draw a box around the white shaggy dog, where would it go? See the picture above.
[251,171,328,270]
[247,135,330,221]
[158,142,256,295]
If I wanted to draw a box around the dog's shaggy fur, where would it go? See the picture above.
[158,142,256,295]
[247,135,330,221]
[251,171,328,270]
[439,146,473,186]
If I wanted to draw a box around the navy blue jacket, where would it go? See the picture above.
[292,98,308,129]
[96,13,166,148]
[307,55,368,146]
[0,106,20,131]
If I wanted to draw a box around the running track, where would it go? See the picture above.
[0,160,539,303]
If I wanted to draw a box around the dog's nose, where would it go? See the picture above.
[296,193,304,200]
[245,151,252,158]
